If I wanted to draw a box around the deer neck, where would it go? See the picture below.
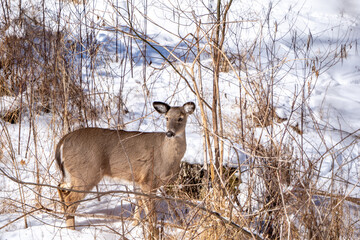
[163,131,186,160]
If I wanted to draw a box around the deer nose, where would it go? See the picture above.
[166,131,175,138]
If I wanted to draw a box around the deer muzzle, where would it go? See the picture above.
[166,131,175,138]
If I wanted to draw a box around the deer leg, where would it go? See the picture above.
[133,185,151,225]
[133,196,145,225]
[146,192,159,240]
[58,186,67,211]
[143,186,159,239]
[62,190,86,230]
[58,183,72,212]
[132,186,140,225]
[59,169,102,229]
[58,180,89,230]
[134,193,159,238]
[133,184,159,238]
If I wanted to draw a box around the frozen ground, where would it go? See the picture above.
[0,0,359,239]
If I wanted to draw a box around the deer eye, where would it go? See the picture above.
[178,118,183,122]
[166,117,169,121]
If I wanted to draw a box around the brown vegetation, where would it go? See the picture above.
[0,1,358,239]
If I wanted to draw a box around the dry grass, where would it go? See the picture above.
[0,1,359,240]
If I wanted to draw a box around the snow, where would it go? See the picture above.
[1,0,360,239]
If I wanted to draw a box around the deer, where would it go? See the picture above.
[55,101,195,230]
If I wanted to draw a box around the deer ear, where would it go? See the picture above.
[153,102,170,114]
[183,102,195,115]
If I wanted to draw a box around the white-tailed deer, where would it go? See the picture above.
[56,101,195,229]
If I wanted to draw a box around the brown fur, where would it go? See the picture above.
[56,101,195,229]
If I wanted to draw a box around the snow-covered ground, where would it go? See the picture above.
[1,0,359,239]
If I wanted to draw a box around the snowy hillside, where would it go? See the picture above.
[0,0,359,239]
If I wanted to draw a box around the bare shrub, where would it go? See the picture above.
[0,108,20,124]
[171,162,208,199]
[0,0,358,239]
[0,14,93,128]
